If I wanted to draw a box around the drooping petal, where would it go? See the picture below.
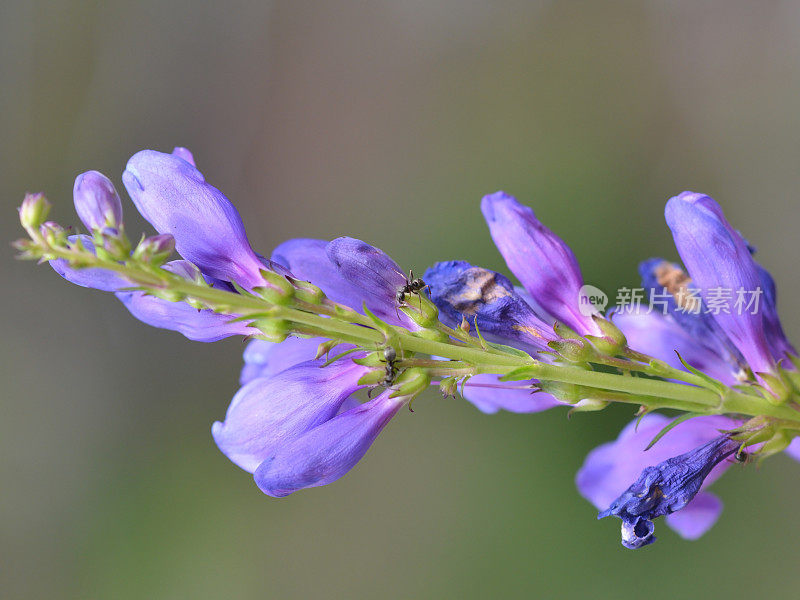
[122,149,264,288]
[50,235,128,292]
[481,191,600,335]
[611,310,737,385]
[597,434,739,549]
[664,491,723,540]
[212,359,369,473]
[665,192,775,375]
[254,391,403,497]
[461,374,562,414]
[73,171,123,231]
[424,260,555,353]
[240,336,339,385]
[576,413,738,545]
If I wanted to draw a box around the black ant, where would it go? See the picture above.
[396,269,429,307]
[368,346,399,398]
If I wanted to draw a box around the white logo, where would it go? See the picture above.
[578,284,608,316]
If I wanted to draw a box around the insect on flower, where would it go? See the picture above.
[395,269,429,307]
[368,346,400,398]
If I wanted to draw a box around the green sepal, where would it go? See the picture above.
[674,351,728,395]
[252,318,291,342]
[592,315,627,347]
[389,368,430,399]
[547,339,593,363]
[552,321,583,341]
[473,317,488,349]
[644,412,702,451]
[357,369,386,386]
[499,365,540,382]
[314,339,340,360]
[485,341,534,360]
[439,376,460,398]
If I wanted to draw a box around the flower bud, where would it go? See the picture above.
[39,221,66,246]
[19,193,51,229]
[132,233,175,264]
[73,171,123,231]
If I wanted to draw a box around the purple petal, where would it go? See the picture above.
[325,237,411,322]
[73,171,123,230]
[122,149,264,288]
[213,359,369,473]
[50,235,128,292]
[611,310,737,385]
[462,374,562,414]
[423,260,555,353]
[240,336,333,385]
[576,414,738,511]
[481,191,600,335]
[171,146,195,166]
[115,291,255,342]
[665,192,775,375]
[784,438,800,462]
[664,492,723,540]
[254,391,403,497]
[755,264,797,363]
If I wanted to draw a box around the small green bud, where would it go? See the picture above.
[259,269,295,296]
[536,381,586,403]
[19,193,51,230]
[552,321,583,341]
[38,221,67,246]
[132,233,175,265]
[390,367,430,399]
[314,339,339,360]
[592,315,627,347]
[547,339,594,363]
[459,316,470,334]
[403,295,440,328]
[756,371,792,405]
[293,279,326,304]
[252,318,291,343]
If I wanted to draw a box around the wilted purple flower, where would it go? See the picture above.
[665,192,776,378]
[254,390,405,497]
[122,149,265,289]
[597,430,741,549]
[481,191,601,336]
[424,260,556,353]
[73,170,123,231]
[212,357,369,473]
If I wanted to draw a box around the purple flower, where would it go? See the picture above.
[423,260,555,353]
[611,310,738,385]
[665,192,776,377]
[481,191,601,336]
[73,171,123,231]
[212,357,369,473]
[325,237,416,325]
[271,238,408,326]
[254,390,404,497]
[577,414,738,547]
[122,149,265,289]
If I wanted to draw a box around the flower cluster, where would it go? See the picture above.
[17,148,800,549]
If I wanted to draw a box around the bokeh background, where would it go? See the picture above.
[3,1,800,598]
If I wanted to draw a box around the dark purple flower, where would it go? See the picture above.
[73,171,124,231]
[665,192,775,377]
[598,433,740,549]
[577,414,739,548]
[423,260,555,353]
[254,391,404,497]
[212,357,369,473]
[481,191,601,336]
[122,149,265,289]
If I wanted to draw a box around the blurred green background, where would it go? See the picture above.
[3,1,800,598]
